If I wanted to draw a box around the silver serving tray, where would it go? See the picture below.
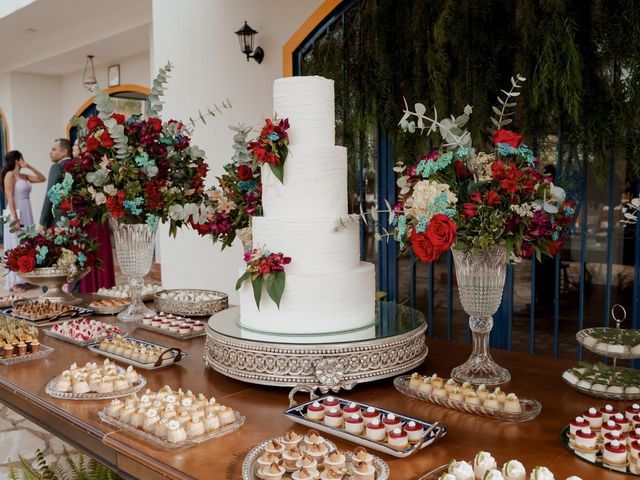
[562,367,640,400]
[561,425,639,476]
[242,436,390,480]
[576,327,640,360]
[0,344,54,366]
[2,305,93,326]
[44,326,125,347]
[154,289,228,317]
[94,293,156,302]
[45,368,146,400]
[283,395,446,458]
[87,338,186,370]
[132,321,206,340]
[98,409,245,451]
[394,375,542,422]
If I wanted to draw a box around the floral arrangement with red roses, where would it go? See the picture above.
[235,247,291,309]
[394,75,575,262]
[1,226,99,274]
[194,125,261,249]
[248,116,290,183]
[50,63,211,236]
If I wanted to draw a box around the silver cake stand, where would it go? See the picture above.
[205,301,428,405]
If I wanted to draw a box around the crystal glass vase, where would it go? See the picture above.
[110,219,157,322]
[451,245,511,386]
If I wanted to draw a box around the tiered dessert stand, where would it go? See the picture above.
[205,301,428,404]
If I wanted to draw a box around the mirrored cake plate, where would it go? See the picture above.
[205,301,428,402]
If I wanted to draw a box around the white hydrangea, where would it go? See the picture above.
[469,151,496,182]
[56,248,77,268]
[405,180,457,221]
[510,202,541,218]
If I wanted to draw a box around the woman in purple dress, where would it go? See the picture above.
[71,139,116,292]
[1,150,46,292]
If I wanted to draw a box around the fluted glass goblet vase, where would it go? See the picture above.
[451,245,511,386]
[110,219,157,322]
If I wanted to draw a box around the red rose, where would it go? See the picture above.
[453,159,471,178]
[86,116,103,132]
[149,117,162,132]
[60,198,73,212]
[493,129,523,148]
[237,164,253,181]
[548,239,564,256]
[410,228,440,263]
[99,130,114,148]
[85,136,99,152]
[485,190,500,206]
[470,192,482,203]
[425,214,457,249]
[462,202,477,218]
[17,255,36,273]
[110,113,125,125]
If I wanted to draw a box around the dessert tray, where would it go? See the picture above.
[87,298,129,315]
[0,295,24,308]
[576,327,640,360]
[153,289,228,317]
[95,283,162,302]
[0,344,53,366]
[561,402,640,475]
[133,312,206,339]
[562,362,640,400]
[88,336,186,370]
[283,396,446,458]
[2,301,92,325]
[242,430,389,480]
[421,451,579,479]
[44,318,124,346]
[45,360,146,400]
[394,373,542,422]
[97,385,245,450]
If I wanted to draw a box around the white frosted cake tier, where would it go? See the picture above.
[239,262,375,335]
[252,216,359,275]
[261,145,347,218]
[273,76,335,146]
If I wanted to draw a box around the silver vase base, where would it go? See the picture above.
[117,303,155,322]
[451,355,511,387]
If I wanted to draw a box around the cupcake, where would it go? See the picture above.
[502,460,526,480]
[382,413,401,432]
[322,396,340,412]
[324,408,343,428]
[503,393,522,414]
[323,451,346,470]
[306,402,325,421]
[582,407,603,430]
[404,421,424,443]
[408,372,423,390]
[365,418,386,442]
[388,427,409,449]
[344,414,365,435]
[473,451,497,480]
[343,402,360,416]
[361,407,379,423]
[447,460,474,480]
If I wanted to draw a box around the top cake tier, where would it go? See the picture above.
[273,76,335,146]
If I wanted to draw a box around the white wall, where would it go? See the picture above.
[152,0,322,299]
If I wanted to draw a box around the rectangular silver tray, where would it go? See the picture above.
[283,395,446,458]
[98,409,245,450]
[132,321,206,340]
[87,338,186,370]
[44,327,125,347]
[1,306,93,326]
[0,344,54,365]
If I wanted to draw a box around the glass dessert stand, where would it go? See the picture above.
[205,301,428,404]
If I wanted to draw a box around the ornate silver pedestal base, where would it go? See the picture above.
[205,302,428,400]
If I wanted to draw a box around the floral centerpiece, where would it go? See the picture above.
[248,117,290,183]
[394,75,575,385]
[194,125,261,249]
[236,248,290,309]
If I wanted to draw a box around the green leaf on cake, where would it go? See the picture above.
[252,275,263,310]
[265,271,286,308]
[235,271,251,291]
[270,162,285,184]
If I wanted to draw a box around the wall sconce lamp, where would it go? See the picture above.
[235,21,264,64]
[82,55,98,90]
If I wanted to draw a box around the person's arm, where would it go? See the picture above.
[4,172,18,224]
[39,163,62,228]
[21,161,46,183]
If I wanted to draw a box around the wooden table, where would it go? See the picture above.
[0,311,631,479]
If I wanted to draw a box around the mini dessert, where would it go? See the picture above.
[352,447,373,464]
[600,404,619,423]
[306,402,326,421]
[320,467,344,480]
[473,451,497,480]
[630,440,640,464]
[203,413,220,432]
[382,413,401,432]
[322,396,340,412]
[192,321,205,332]
[503,393,522,414]
[343,402,360,416]
[477,385,490,402]
[107,399,123,418]
[404,420,424,443]
[483,393,500,410]
[574,428,597,462]
[602,439,627,468]
[626,404,640,422]
[601,420,623,437]
[483,469,505,480]
[281,430,302,450]
[429,375,445,389]
[408,372,423,390]
[603,430,625,445]
[388,427,408,449]
[324,408,343,428]
[432,384,448,398]
[612,412,631,433]
[501,459,526,480]
[304,430,324,448]
[306,442,329,464]
[295,456,318,473]
[464,391,481,406]
[257,452,281,472]
[282,447,303,470]
[291,468,318,480]
[262,461,286,480]
[569,416,590,437]
[323,451,346,471]
[448,387,464,402]
[627,427,640,447]
[493,387,507,404]
[444,378,458,393]
[344,414,365,435]
[166,419,187,444]
[218,406,237,425]
[265,439,285,456]
[13,299,72,319]
[361,407,379,423]
[447,460,474,480]
[418,377,434,394]
[529,466,555,479]
[351,461,375,480]
[365,419,386,442]
[582,407,603,430]
[143,409,160,433]
[52,360,140,396]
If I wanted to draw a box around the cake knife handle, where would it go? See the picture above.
[288,385,320,408]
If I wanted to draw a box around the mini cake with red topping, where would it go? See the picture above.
[323,408,343,428]
[603,439,627,469]
[388,427,409,449]
[364,418,386,442]
[343,402,360,416]
[628,427,640,448]
[603,430,625,445]
[382,413,402,432]
[612,412,631,433]
[582,407,603,430]
[574,427,598,462]
[404,420,424,443]
[306,402,325,421]
[600,404,619,423]
[344,413,365,435]
[630,440,640,468]
[361,407,379,423]
[602,420,623,438]
[569,416,590,437]
[627,404,640,422]
[322,396,340,412]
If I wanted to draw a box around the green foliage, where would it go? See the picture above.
[8,448,122,480]
[300,0,639,183]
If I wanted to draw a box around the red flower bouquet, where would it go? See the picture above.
[236,248,291,309]
[248,117,290,183]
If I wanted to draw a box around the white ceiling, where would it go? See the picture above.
[0,0,152,75]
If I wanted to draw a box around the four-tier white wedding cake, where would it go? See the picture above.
[238,76,376,335]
